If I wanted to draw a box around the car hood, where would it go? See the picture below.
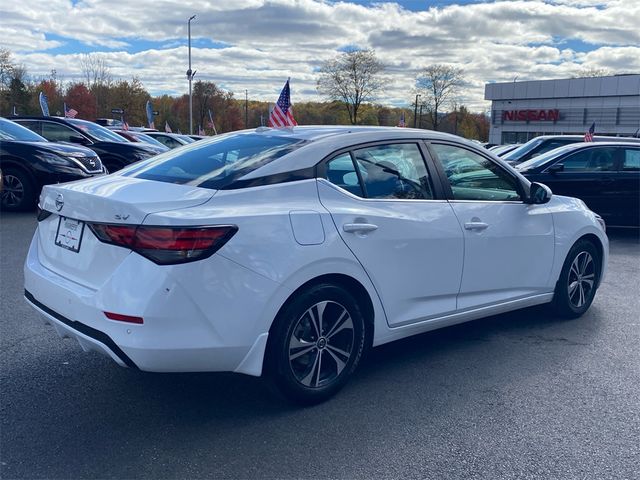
[9,140,97,156]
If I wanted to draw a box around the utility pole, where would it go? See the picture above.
[413,94,421,128]
[418,103,423,129]
[245,90,248,128]
[187,15,196,135]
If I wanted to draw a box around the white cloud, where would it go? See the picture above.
[2,0,638,111]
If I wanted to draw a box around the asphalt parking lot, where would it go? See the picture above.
[1,211,639,480]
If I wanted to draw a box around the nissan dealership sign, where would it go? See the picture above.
[502,109,560,121]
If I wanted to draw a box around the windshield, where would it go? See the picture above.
[503,137,545,161]
[132,132,166,148]
[0,118,47,142]
[516,144,579,171]
[122,133,307,189]
[177,134,195,143]
[66,118,127,143]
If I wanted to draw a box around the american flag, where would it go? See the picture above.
[398,112,406,127]
[64,103,78,118]
[122,121,129,131]
[268,79,297,128]
[198,125,205,136]
[584,122,595,142]
[165,121,172,133]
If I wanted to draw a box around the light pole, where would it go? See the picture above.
[187,14,196,135]
[413,94,421,128]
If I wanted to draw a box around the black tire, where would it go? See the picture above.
[551,239,601,318]
[267,283,367,405]
[1,167,36,211]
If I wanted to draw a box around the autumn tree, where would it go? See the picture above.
[65,83,97,120]
[317,49,386,125]
[416,64,464,131]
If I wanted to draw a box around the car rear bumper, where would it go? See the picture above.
[23,230,284,375]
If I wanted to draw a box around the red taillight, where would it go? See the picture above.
[89,224,237,265]
[104,311,144,324]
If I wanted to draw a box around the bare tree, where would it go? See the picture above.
[416,64,464,131]
[571,67,613,78]
[79,53,112,88]
[317,49,386,125]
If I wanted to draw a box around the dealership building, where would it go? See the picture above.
[485,74,640,145]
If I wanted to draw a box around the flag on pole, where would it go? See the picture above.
[64,103,78,118]
[207,109,217,135]
[39,92,50,116]
[398,112,406,127]
[268,78,297,128]
[122,120,129,131]
[165,121,172,133]
[198,125,205,136]
[146,100,155,129]
[584,122,595,142]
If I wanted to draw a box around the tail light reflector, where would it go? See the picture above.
[89,224,237,265]
[104,311,144,324]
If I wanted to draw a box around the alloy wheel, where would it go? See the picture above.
[288,300,355,388]
[567,251,595,308]
[1,174,24,207]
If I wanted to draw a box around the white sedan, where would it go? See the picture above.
[24,126,608,404]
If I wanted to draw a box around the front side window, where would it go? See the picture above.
[41,122,83,143]
[351,143,433,200]
[432,143,521,201]
[559,147,616,172]
[622,148,640,171]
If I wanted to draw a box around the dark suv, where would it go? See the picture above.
[504,135,640,164]
[1,117,104,211]
[12,117,156,172]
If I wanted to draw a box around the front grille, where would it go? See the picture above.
[71,155,103,173]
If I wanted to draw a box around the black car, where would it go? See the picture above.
[504,135,640,165]
[12,117,156,172]
[516,142,640,227]
[0,117,104,211]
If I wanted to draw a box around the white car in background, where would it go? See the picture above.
[24,126,608,404]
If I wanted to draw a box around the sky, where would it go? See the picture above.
[1,0,639,111]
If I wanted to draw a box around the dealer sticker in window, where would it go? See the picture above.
[55,216,85,253]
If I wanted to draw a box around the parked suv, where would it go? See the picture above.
[12,117,156,172]
[0,117,104,211]
[504,135,640,164]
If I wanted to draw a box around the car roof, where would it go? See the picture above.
[233,126,479,179]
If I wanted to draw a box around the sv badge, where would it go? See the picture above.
[114,214,130,221]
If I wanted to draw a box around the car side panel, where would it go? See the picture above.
[143,179,389,347]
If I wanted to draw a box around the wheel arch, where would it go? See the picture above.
[268,273,376,348]
[0,157,39,186]
[575,233,605,287]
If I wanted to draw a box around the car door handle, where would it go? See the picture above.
[343,223,378,234]
[464,221,489,231]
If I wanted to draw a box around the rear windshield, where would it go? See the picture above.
[122,133,307,189]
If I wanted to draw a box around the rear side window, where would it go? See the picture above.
[123,133,306,189]
[326,153,364,197]
[622,149,640,171]
[559,147,617,172]
[324,143,433,200]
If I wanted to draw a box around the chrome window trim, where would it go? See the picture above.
[317,178,449,203]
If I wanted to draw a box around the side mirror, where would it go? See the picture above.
[548,163,564,174]
[527,182,552,205]
[69,135,89,145]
